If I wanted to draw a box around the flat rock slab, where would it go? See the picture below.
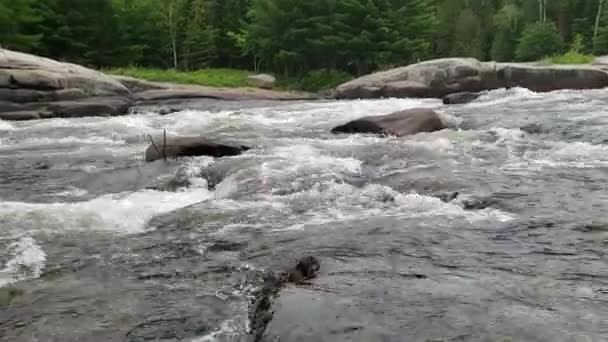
[135,85,315,102]
[145,136,250,162]
[334,57,608,99]
[331,108,445,137]
[0,96,132,121]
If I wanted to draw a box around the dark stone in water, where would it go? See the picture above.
[287,256,321,284]
[248,256,321,341]
[144,136,250,162]
[437,191,460,203]
[330,108,445,137]
[520,123,545,135]
[442,92,480,105]
[462,197,497,210]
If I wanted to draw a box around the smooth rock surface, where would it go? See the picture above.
[331,108,445,137]
[334,58,608,99]
[0,48,129,96]
[135,85,314,102]
[145,136,250,162]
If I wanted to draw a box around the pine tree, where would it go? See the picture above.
[0,0,41,52]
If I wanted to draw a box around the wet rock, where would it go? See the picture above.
[520,123,545,135]
[437,191,460,203]
[248,256,321,341]
[144,136,250,162]
[461,197,497,210]
[0,111,47,121]
[286,256,321,284]
[247,74,276,89]
[45,96,132,118]
[0,100,25,112]
[331,108,445,137]
[442,92,480,105]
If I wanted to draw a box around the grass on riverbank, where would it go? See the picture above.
[105,67,353,92]
[105,67,252,88]
[541,51,595,65]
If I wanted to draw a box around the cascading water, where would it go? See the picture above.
[0,88,606,341]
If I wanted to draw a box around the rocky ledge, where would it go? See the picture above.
[334,57,608,99]
[0,48,314,121]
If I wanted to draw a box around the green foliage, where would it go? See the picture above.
[516,22,564,61]
[593,26,608,55]
[245,0,436,75]
[105,67,252,88]
[296,70,353,92]
[545,51,595,64]
[0,0,41,52]
[2,0,607,83]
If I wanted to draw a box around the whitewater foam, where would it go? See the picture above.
[0,188,214,235]
[0,236,46,287]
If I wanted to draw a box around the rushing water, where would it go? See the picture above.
[0,88,607,341]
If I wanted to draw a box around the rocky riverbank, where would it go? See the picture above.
[0,49,314,121]
[334,58,608,99]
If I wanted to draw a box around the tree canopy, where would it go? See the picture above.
[1,0,607,75]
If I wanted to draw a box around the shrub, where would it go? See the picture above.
[546,51,594,64]
[515,22,563,61]
[297,69,353,93]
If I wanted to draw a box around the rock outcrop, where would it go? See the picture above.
[334,58,608,99]
[0,49,315,121]
[331,108,445,137]
[0,97,132,121]
[1,49,129,96]
[0,48,133,120]
[144,136,250,162]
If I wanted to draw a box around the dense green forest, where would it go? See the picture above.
[1,0,608,77]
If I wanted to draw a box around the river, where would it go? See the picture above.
[0,88,607,341]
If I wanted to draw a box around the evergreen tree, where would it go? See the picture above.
[0,0,41,52]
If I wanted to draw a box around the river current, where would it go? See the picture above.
[0,88,607,341]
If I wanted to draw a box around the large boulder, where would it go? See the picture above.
[331,108,445,137]
[335,58,489,99]
[247,74,276,89]
[0,48,129,96]
[334,58,608,99]
[144,136,250,162]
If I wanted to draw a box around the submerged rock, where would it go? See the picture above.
[249,256,321,341]
[286,256,321,284]
[331,108,445,137]
[520,123,545,135]
[437,191,460,203]
[144,136,250,162]
[442,92,481,105]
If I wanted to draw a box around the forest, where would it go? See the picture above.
[2,0,608,80]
